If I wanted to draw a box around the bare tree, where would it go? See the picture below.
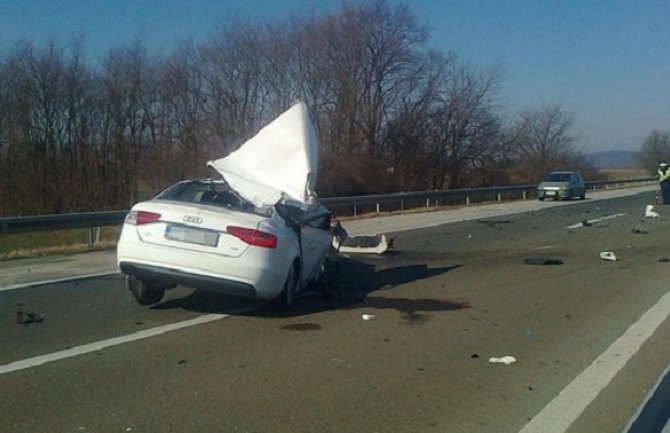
[507,103,578,181]
[4,44,36,215]
[199,20,269,154]
[321,0,428,159]
[422,57,503,189]
[98,39,159,208]
[382,51,449,189]
[638,130,670,174]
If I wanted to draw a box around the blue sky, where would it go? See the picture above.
[1,0,668,153]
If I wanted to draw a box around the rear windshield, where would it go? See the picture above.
[155,180,260,214]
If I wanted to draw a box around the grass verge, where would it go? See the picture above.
[0,226,121,261]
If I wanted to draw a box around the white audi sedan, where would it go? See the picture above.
[117,102,334,308]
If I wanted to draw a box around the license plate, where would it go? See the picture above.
[165,225,219,247]
[545,191,556,196]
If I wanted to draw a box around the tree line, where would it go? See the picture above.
[0,0,598,217]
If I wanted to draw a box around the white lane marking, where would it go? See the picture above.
[567,213,626,229]
[0,313,227,375]
[519,289,670,433]
[622,362,670,432]
[0,271,120,292]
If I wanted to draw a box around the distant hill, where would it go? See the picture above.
[584,150,640,169]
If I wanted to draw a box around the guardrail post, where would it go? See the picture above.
[466,196,470,205]
[523,191,527,200]
[401,200,404,211]
[87,227,101,247]
[376,203,380,215]
[353,205,357,217]
[426,198,430,208]
[497,192,501,202]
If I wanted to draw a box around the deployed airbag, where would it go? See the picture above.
[207,102,319,209]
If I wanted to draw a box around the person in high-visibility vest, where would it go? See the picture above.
[657,162,670,204]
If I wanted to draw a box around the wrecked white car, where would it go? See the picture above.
[117,102,334,308]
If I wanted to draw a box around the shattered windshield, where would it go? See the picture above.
[155,180,263,215]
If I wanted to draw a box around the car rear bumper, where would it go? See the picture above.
[119,261,259,299]
[117,225,295,300]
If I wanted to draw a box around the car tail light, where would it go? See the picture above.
[125,211,162,225]
[227,226,277,249]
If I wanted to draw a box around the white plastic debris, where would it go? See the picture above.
[361,314,376,321]
[334,233,393,254]
[645,205,660,218]
[488,355,517,365]
[600,251,617,261]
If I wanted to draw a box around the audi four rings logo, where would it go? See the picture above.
[183,215,203,224]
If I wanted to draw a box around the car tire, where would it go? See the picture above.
[538,197,545,201]
[127,275,166,306]
[274,261,299,310]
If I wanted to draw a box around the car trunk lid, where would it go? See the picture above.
[128,200,269,258]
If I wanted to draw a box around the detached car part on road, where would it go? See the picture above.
[537,171,586,201]
[117,102,334,309]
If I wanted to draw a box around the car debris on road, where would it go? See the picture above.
[523,258,564,265]
[645,204,660,218]
[599,251,617,261]
[488,355,517,365]
[16,311,45,325]
[333,232,393,255]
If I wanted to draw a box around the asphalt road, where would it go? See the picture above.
[2,189,670,433]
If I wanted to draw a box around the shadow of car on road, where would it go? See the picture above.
[152,256,468,322]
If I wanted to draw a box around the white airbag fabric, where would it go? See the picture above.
[207,102,318,209]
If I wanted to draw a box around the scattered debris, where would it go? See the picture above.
[361,314,376,321]
[659,258,670,263]
[488,355,517,365]
[631,224,648,234]
[478,219,513,228]
[334,220,384,253]
[333,232,394,255]
[470,353,480,359]
[279,323,322,331]
[16,311,44,325]
[524,258,564,265]
[599,251,617,261]
[567,213,626,229]
[645,205,660,218]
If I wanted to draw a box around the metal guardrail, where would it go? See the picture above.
[321,177,656,216]
[0,177,656,237]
